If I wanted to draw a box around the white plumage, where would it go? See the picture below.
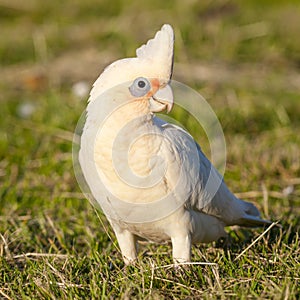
[79,24,270,265]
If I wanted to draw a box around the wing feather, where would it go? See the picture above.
[155,117,270,227]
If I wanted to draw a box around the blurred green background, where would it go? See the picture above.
[0,0,299,298]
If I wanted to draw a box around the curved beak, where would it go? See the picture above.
[149,84,173,113]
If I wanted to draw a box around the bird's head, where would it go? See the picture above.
[89,24,174,114]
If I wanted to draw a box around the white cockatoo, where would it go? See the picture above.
[79,24,270,265]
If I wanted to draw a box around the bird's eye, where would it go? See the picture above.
[129,77,151,97]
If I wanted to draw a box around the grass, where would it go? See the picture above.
[0,0,299,298]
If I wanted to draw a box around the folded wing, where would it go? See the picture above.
[155,117,271,227]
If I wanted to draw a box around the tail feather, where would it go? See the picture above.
[238,215,272,227]
[243,201,260,217]
[237,199,274,227]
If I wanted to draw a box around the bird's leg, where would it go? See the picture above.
[112,226,137,265]
[171,234,191,267]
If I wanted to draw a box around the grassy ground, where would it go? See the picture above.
[0,0,299,298]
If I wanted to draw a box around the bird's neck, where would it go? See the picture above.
[99,99,153,135]
[88,98,161,164]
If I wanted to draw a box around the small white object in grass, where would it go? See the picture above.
[72,81,90,99]
[282,185,294,197]
[17,102,36,119]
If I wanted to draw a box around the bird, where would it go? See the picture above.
[79,24,271,265]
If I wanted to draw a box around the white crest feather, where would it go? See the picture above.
[136,24,174,63]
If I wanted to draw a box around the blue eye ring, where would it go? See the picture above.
[129,77,151,97]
